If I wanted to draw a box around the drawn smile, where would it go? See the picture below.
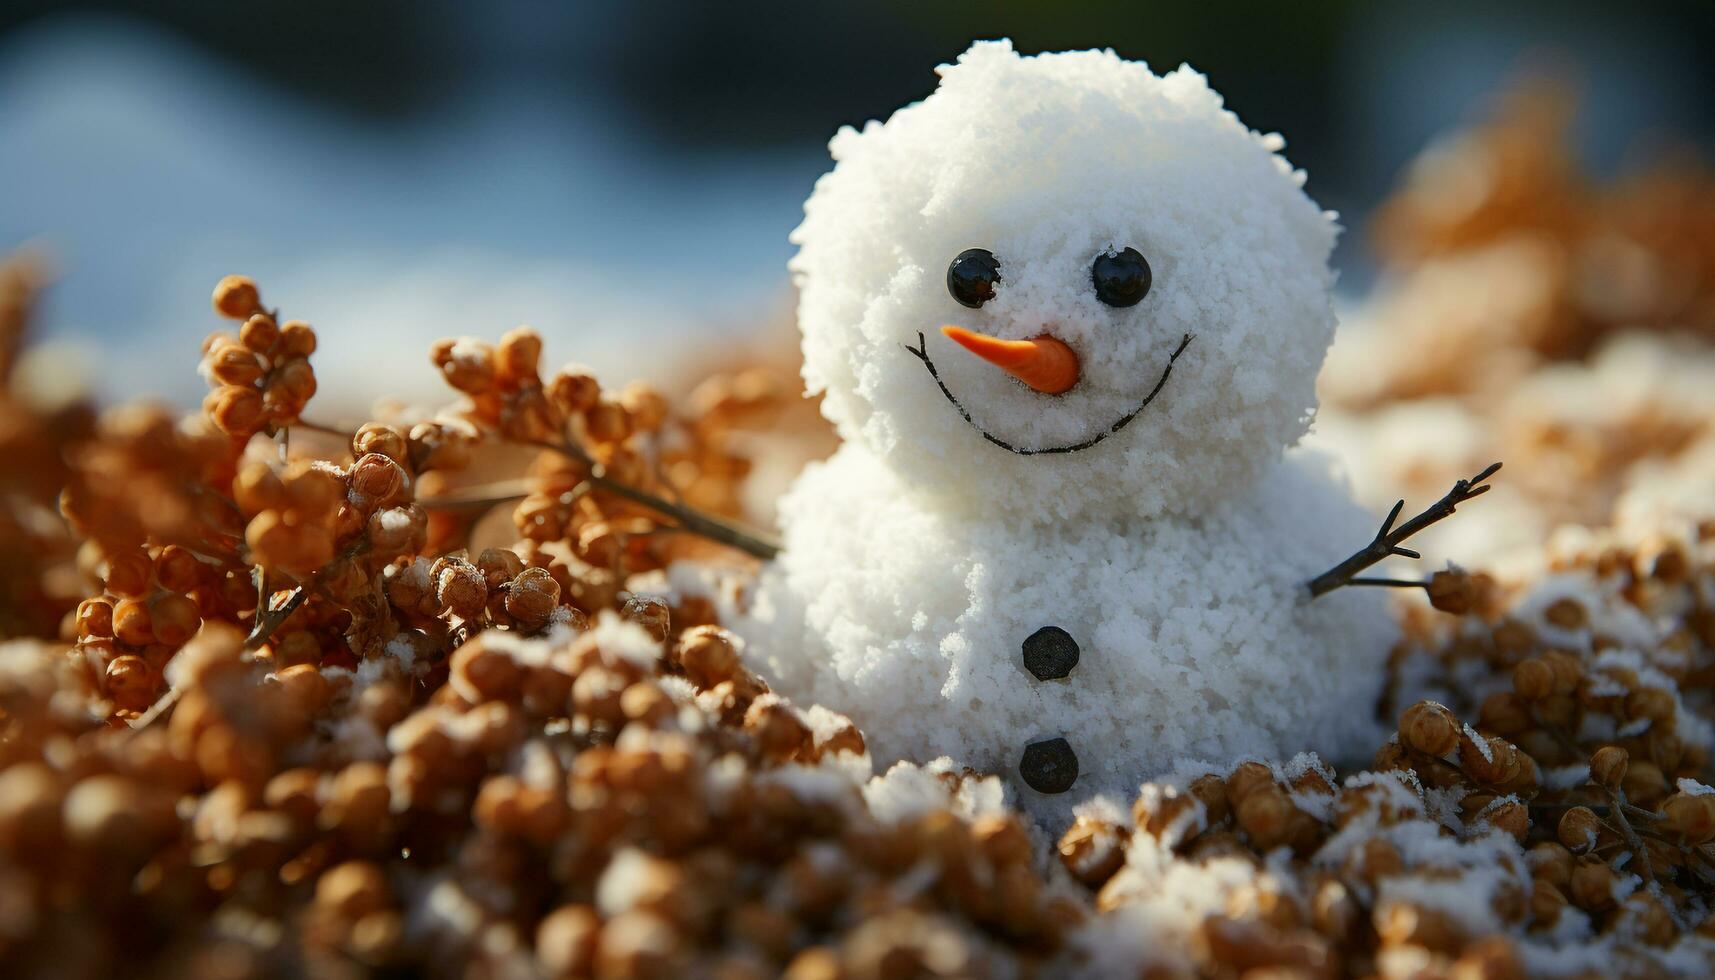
[902,331,1193,456]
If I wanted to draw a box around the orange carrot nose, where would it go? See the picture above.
[941,326,1080,395]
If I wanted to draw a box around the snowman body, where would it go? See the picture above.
[743,41,1395,816]
[747,442,1391,815]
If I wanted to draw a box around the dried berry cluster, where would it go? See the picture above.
[202,276,321,438]
[0,254,89,638]
[1365,77,1715,379]
[3,275,1091,979]
[1044,533,1715,978]
[3,607,1099,978]
[1317,76,1715,605]
[6,264,1715,980]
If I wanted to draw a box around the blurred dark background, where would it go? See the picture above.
[2,0,1712,405]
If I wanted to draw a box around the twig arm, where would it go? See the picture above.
[1307,462,1502,599]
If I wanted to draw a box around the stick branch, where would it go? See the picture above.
[246,585,309,649]
[1307,462,1502,598]
[531,437,780,561]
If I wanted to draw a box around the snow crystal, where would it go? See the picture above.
[801,704,859,746]
[594,848,657,917]
[758,759,869,811]
[1543,763,1594,792]
[861,758,1008,824]
[1462,724,1492,763]
[584,612,660,670]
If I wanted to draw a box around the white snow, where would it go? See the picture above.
[792,41,1340,525]
[747,443,1393,822]
[738,40,1393,823]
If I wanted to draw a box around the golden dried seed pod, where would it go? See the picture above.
[366,505,426,558]
[432,557,487,621]
[432,337,496,394]
[351,423,408,465]
[154,545,208,593]
[619,381,669,433]
[548,366,602,415]
[620,594,671,643]
[1530,880,1567,926]
[240,312,279,352]
[1528,842,1573,888]
[504,566,561,630]
[1399,700,1460,757]
[104,654,159,711]
[1478,691,1532,736]
[1235,786,1293,850]
[537,905,600,978]
[576,521,622,568]
[1483,799,1529,841]
[450,637,523,704]
[1568,859,1617,911]
[273,357,317,403]
[744,697,811,763]
[1626,686,1676,725]
[76,597,114,639]
[1426,568,1476,615]
[315,861,390,918]
[1512,658,1555,701]
[1188,773,1231,826]
[284,462,345,517]
[1543,597,1588,630]
[112,597,155,647]
[1133,785,1199,840]
[233,461,288,517]
[675,625,739,689]
[212,275,261,319]
[1623,760,1670,807]
[476,547,524,588]
[512,494,566,543]
[204,384,266,436]
[208,344,265,385]
[348,453,410,513]
[149,592,201,647]
[1659,792,1715,844]
[1226,761,1274,802]
[1057,815,1125,887]
[583,397,632,444]
[277,320,317,358]
[1541,651,1581,694]
[1589,746,1628,791]
[496,326,543,382]
[1556,806,1601,852]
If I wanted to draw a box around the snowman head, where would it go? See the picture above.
[791,41,1340,522]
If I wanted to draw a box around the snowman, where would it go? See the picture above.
[739,41,1490,819]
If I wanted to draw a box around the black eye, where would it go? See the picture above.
[947,248,1001,309]
[1091,247,1152,307]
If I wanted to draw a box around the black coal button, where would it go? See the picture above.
[1020,737,1078,794]
[1022,626,1079,680]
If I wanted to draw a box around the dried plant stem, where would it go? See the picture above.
[532,437,781,561]
[246,585,309,649]
[1307,462,1502,598]
[125,686,182,733]
[301,416,778,559]
[420,480,534,510]
[292,418,357,440]
[1601,785,1656,885]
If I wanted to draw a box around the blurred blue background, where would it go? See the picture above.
[2,1,1711,408]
